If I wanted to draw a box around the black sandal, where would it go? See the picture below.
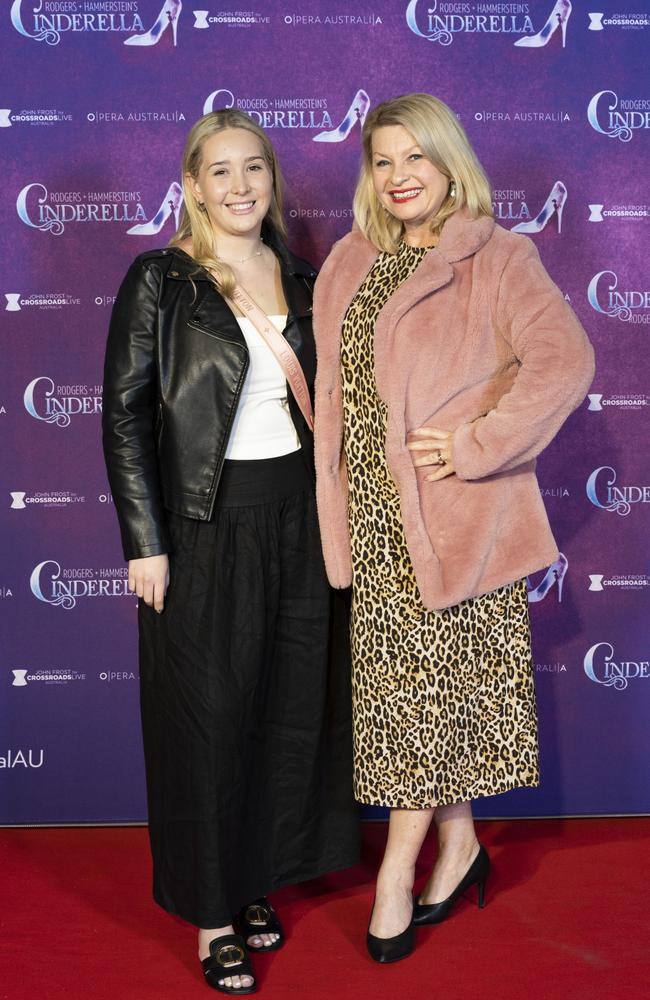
[202,933,257,994]
[238,897,284,952]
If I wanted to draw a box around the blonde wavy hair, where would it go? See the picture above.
[170,109,286,296]
[353,93,493,253]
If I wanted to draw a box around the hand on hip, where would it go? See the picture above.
[407,426,455,482]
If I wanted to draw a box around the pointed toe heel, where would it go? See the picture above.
[366,922,414,964]
[366,899,415,963]
[413,844,490,927]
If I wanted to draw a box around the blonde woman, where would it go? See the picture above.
[103,110,358,994]
[313,93,594,962]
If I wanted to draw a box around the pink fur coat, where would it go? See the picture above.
[312,211,595,610]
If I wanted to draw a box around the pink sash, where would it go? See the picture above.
[230,285,314,431]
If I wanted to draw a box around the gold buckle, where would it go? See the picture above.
[216,944,245,969]
[245,903,271,927]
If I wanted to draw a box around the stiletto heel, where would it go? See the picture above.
[413,845,490,927]
[561,14,568,47]
[512,181,567,235]
[124,0,182,47]
[313,89,370,143]
[127,181,183,236]
[514,0,571,49]
[366,898,415,963]
[527,552,568,604]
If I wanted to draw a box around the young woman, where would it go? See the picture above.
[103,110,358,993]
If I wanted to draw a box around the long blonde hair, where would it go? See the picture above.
[353,93,493,253]
[170,110,286,296]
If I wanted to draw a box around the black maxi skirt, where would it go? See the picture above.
[138,451,359,927]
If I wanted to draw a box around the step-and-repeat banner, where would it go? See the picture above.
[2,2,649,824]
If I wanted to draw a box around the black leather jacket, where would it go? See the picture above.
[102,235,317,561]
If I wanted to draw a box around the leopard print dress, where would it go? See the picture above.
[341,241,540,808]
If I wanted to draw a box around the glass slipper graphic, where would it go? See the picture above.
[514,0,571,49]
[127,182,183,235]
[512,181,567,235]
[124,0,182,47]
[313,89,370,143]
[527,553,568,603]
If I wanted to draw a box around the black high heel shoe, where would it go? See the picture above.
[413,844,490,926]
[366,898,415,963]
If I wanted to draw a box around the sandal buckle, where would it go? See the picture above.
[216,944,246,969]
[245,903,271,926]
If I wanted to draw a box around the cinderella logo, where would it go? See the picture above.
[587,270,650,323]
[10,0,146,45]
[584,642,649,691]
[30,561,131,609]
[24,377,102,427]
[587,90,650,142]
[203,87,369,142]
[17,183,147,235]
[586,466,650,516]
[405,0,534,45]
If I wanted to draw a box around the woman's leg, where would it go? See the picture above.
[369,807,434,937]
[370,800,481,936]
[417,800,480,904]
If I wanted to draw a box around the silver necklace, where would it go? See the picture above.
[218,241,264,264]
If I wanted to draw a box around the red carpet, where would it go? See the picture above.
[1,819,648,1000]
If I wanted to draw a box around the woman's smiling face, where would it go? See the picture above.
[371,124,450,239]
[189,127,273,241]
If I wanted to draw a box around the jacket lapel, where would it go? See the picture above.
[165,249,243,347]
[373,212,495,399]
[375,249,454,338]
[372,250,453,401]
[374,211,496,340]
[313,234,378,371]
[338,211,496,353]
[170,243,314,348]
[330,236,379,316]
[281,270,313,320]
[437,211,495,263]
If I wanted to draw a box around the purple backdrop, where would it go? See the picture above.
[2,1,649,824]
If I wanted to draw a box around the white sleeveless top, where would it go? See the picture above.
[224,315,301,460]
